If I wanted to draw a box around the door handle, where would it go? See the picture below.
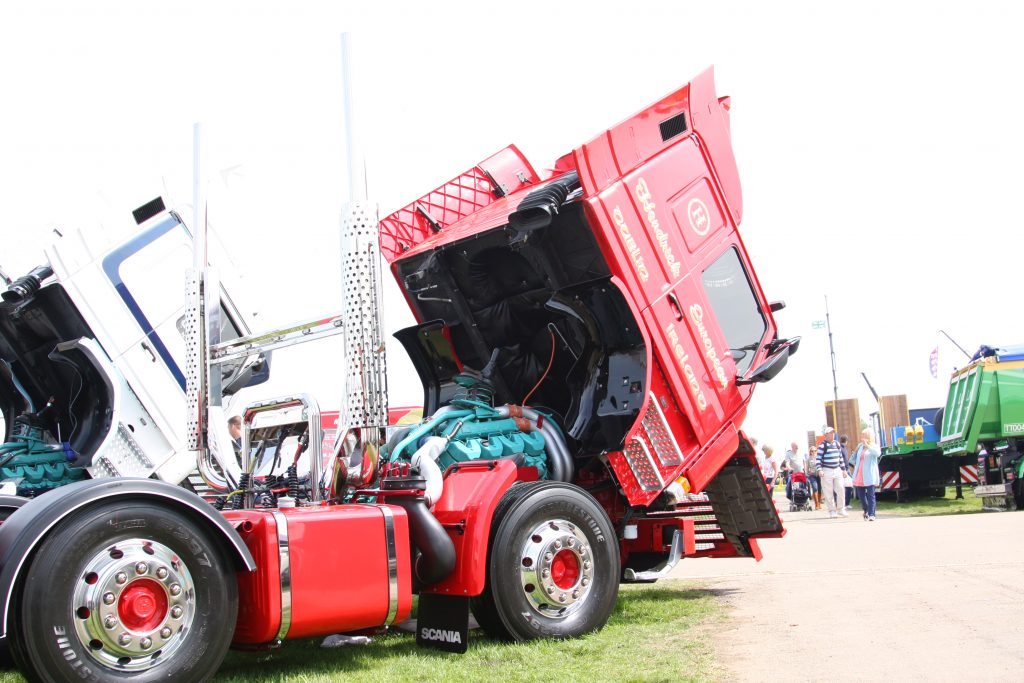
[141,340,158,363]
[667,293,684,321]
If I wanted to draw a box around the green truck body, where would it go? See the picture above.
[939,346,1024,509]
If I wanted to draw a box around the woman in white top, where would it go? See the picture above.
[761,444,777,489]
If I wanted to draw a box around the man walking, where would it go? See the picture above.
[816,426,848,518]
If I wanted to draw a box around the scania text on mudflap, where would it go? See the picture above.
[0,68,795,682]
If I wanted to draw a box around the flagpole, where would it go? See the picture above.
[825,295,837,402]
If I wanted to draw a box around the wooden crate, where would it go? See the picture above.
[824,398,861,446]
[878,394,910,433]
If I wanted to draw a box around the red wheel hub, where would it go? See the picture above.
[550,549,580,590]
[117,579,168,632]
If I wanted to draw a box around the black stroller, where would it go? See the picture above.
[789,471,812,512]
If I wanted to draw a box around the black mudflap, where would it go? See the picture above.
[416,594,470,654]
[703,458,783,557]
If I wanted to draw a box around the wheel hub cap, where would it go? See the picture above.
[519,519,594,617]
[72,539,195,671]
[118,579,168,632]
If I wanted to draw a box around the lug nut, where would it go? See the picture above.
[169,584,182,597]
[103,592,116,605]
[544,552,552,561]
[554,540,562,549]
[140,637,152,650]
[546,586,555,595]
[567,538,575,548]
[135,562,149,575]
[582,578,590,587]
[159,627,172,639]
[170,606,183,619]
[559,593,567,602]
[104,616,117,629]
[115,572,128,585]
[542,569,550,578]
[155,567,168,580]
[118,633,132,646]
[572,590,580,599]
[583,561,591,570]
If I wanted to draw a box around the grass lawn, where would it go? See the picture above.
[0,582,720,683]
[875,486,984,517]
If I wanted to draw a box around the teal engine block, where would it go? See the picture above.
[387,402,570,482]
[437,414,550,478]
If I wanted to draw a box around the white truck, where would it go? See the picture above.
[0,198,278,504]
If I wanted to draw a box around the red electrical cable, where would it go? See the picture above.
[522,329,556,406]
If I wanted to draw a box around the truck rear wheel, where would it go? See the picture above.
[9,501,237,683]
[471,482,618,641]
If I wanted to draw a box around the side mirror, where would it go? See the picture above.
[736,337,799,385]
[769,300,786,313]
[222,351,272,396]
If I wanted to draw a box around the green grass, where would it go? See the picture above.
[0,582,720,683]
[876,487,984,517]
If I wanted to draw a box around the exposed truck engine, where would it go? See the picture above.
[0,68,796,682]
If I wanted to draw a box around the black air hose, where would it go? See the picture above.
[286,464,300,499]
[382,476,456,585]
[2,265,54,303]
[230,473,251,510]
[507,171,580,232]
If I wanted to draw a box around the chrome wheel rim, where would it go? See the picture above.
[518,519,594,618]
[72,538,196,671]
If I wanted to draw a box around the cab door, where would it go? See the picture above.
[577,72,749,445]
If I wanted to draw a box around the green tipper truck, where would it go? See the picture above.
[939,345,1024,509]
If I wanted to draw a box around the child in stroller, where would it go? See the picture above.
[789,470,812,512]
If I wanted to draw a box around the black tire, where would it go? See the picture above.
[9,501,237,683]
[471,482,618,641]
[0,504,22,669]
[470,481,531,639]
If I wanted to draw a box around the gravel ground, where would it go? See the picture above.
[667,493,1024,682]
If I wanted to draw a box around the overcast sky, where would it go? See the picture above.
[1,1,1020,455]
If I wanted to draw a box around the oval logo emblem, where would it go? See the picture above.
[687,198,710,236]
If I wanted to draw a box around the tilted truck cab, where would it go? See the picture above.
[382,67,792,558]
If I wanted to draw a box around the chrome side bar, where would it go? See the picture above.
[270,510,292,641]
[622,529,684,582]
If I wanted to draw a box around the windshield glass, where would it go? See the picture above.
[701,247,766,375]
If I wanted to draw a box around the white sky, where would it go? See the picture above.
[1,1,1020,456]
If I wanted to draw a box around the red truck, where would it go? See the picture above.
[0,67,794,681]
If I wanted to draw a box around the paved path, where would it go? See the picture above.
[667,496,1024,682]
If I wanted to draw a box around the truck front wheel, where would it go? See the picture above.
[472,482,619,641]
[9,501,237,683]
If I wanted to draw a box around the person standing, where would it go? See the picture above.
[839,434,854,509]
[852,428,881,520]
[816,427,847,518]
[784,442,805,501]
[228,415,243,455]
[761,444,777,490]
